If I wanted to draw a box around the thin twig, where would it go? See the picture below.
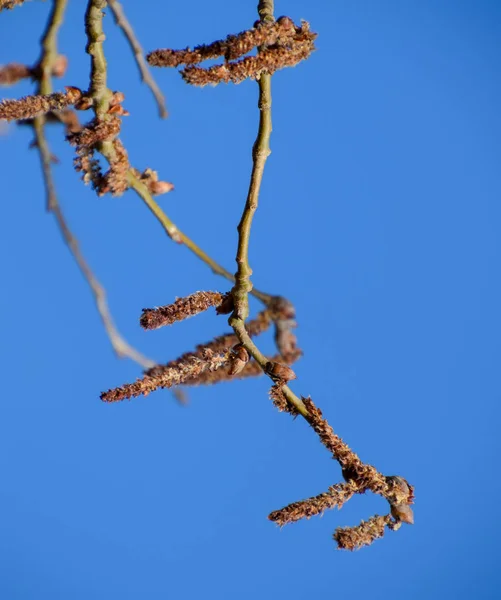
[126,170,272,304]
[31,0,155,369]
[107,0,167,118]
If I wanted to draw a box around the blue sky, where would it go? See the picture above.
[1,1,500,598]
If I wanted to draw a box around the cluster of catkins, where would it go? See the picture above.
[101,289,414,551]
[101,290,301,401]
[146,16,317,86]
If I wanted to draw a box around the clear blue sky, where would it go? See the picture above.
[1,1,500,598]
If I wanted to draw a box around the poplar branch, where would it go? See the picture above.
[228,0,307,415]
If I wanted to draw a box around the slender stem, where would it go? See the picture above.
[228,0,307,416]
[126,169,271,303]
[34,120,155,368]
[229,0,273,312]
[37,0,66,96]
[232,73,272,319]
[107,0,167,118]
[229,317,308,416]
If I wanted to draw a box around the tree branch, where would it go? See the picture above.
[228,0,308,416]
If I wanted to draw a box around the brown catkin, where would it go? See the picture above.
[333,515,393,551]
[269,481,360,526]
[0,88,83,121]
[101,350,229,402]
[0,63,31,86]
[182,348,302,387]
[67,116,121,147]
[181,39,315,86]
[74,146,103,189]
[146,17,297,67]
[180,21,316,87]
[97,138,130,196]
[140,291,227,330]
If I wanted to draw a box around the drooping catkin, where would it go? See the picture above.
[140,291,228,330]
[101,350,229,402]
[333,515,394,551]
[146,17,296,67]
[268,481,360,526]
[67,115,121,147]
[74,146,103,189]
[0,63,31,86]
[0,87,82,121]
[182,348,302,386]
[98,138,130,197]
[147,18,317,88]
[269,384,298,415]
[181,38,315,87]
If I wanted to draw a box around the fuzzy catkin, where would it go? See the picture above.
[140,291,227,330]
[101,350,229,402]
[0,88,82,121]
[268,481,360,525]
[333,515,393,551]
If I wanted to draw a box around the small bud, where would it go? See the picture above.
[390,502,414,525]
[74,96,93,111]
[109,91,126,106]
[107,104,129,116]
[64,86,83,104]
[150,180,174,195]
[229,344,249,375]
[265,361,297,383]
[216,293,234,315]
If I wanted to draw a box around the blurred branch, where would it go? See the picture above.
[107,0,167,118]
[30,0,155,369]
